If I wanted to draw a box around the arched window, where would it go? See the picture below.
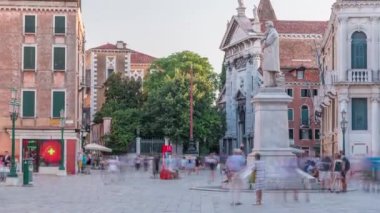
[301,106,309,126]
[351,31,367,69]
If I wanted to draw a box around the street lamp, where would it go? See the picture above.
[340,109,348,156]
[8,88,20,177]
[59,109,65,170]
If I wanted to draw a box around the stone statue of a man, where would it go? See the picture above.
[238,0,244,8]
[261,21,280,87]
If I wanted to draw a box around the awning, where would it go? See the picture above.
[84,143,112,153]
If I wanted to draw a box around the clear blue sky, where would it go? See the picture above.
[82,0,335,73]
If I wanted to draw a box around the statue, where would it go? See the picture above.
[261,21,280,87]
[238,0,244,8]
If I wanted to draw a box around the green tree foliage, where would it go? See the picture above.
[94,73,143,152]
[143,51,225,152]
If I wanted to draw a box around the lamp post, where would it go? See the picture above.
[59,109,65,170]
[8,88,20,177]
[340,109,348,156]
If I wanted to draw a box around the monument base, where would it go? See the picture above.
[248,87,316,190]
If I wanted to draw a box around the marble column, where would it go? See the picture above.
[338,17,348,82]
[371,96,380,156]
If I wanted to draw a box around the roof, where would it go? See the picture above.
[262,21,328,69]
[273,20,328,35]
[128,49,156,64]
[258,0,277,21]
[89,43,156,64]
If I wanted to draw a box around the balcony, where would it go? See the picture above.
[348,69,372,83]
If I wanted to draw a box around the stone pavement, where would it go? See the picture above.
[0,169,379,213]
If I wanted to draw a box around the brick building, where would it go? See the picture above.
[85,41,156,124]
[0,0,85,175]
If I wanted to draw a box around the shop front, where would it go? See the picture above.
[12,129,79,175]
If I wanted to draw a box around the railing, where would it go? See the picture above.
[348,69,372,83]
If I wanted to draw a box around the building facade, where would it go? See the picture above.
[315,0,380,157]
[85,41,155,124]
[0,0,85,175]
[219,0,326,156]
[218,2,263,155]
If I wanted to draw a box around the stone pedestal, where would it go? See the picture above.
[56,170,67,176]
[248,88,306,189]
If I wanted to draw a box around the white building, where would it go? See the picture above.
[315,0,380,157]
[218,2,263,155]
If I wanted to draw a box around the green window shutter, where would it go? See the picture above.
[352,98,368,130]
[351,32,367,69]
[24,46,35,70]
[52,91,65,118]
[288,109,293,120]
[55,16,65,34]
[54,47,66,70]
[25,15,35,33]
[23,91,35,117]
[301,106,309,126]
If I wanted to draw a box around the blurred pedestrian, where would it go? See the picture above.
[153,155,160,178]
[195,156,201,175]
[77,151,83,174]
[226,148,246,206]
[330,153,343,193]
[318,156,332,190]
[207,153,218,182]
[135,155,141,171]
[340,151,350,192]
[252,153,265,205]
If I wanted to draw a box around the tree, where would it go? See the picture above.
[143,51,224,152]
[94,73,144,152]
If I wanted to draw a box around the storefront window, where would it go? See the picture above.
[23,139,62,170]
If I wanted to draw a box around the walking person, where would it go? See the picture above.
[330,153,344,193]
[2,151,11,167]
[153,155,160,178]
[318,156,332,190]
[134,155,141,171]
[195,156,201,175]
[340,151,350,192]
[252,153,265,205]
[226,149,246,206]
[77,151,83,174]
[207,153,218,182]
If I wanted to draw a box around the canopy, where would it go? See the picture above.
[84,143,112,153]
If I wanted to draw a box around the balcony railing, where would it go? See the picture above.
[348,69,372,83]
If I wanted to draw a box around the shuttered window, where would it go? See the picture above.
[301,106,309,126]
[352,98,368,130]
[288,109,293,121]
[53,47,66,70]
[23,46,36,70]
[22,91,35,117]
[52,91,65,118]
[24,15,36,33]
[54,16,65,34]
[351,32,367,69]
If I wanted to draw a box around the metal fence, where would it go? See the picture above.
[128,138,165,155]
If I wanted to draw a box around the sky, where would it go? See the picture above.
[82,0,336,73]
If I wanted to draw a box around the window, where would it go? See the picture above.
[286,89,293,97]
[288,109,294,121]
[23,46,36,70]
[107,69,114,78]
[299,129,312,140]
[24,15,36,34]
[22,90,35,117]
[351,31,367,69]
[54,16,65,34]
[301,89,311,97]
[289,129,294,140]
[313,89,318,96]
[52,91,65,118]
[301,105,309,126]
[53,46,66,70]
[352,98,368,130]
[315,129,320,140]
[297,70,304,79]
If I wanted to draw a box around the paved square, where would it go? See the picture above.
[0,170,379,213]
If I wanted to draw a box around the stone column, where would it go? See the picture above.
[338,17,348,82]
[371,96,380,156]
[371,17,377,81]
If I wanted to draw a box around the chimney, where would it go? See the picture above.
[116,41,125,49]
